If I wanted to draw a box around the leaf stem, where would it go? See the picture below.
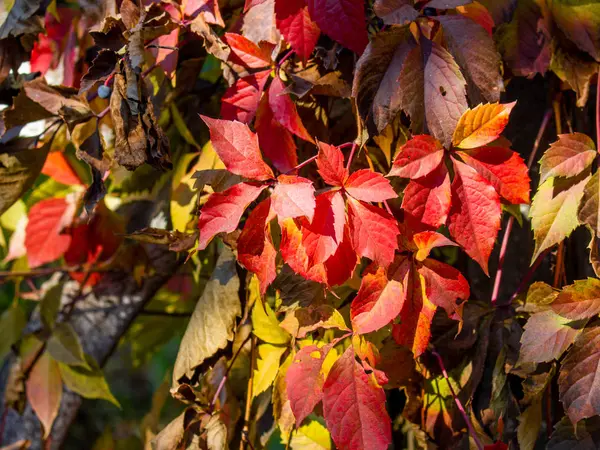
[431,350,484,450]
[276,49,295,76]
[346,142,358,170]
[491,108,553,307]
[287,154,318,174]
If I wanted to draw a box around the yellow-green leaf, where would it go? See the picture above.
[47,322,88,367]
[252,295,290,345]
[40,284,63,330]
[58,354,120,407]
[452,102,515,149]
[290,418,332,450]
[252,343,286,398]
[0,300,26,361]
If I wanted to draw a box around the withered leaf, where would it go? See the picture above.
[124,228,198,252]
[90,16,127,52]
[79,50,118,94]
[0,0,44,39]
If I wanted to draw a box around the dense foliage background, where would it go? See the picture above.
[1,0,600,449]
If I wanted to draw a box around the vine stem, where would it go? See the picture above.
[240,336,257,450]
[286,154,318,174]
[432,350,484,450]
[346,142,358,170]
[490,108,553,307]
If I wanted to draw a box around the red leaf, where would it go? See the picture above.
[238,198,277,294]
[268,77,314,142]
[401,164,452,229]
[220,69,271,123]
[302,190,346,265]
[223,33,275,68]
[275,0,320,62]
[447,158,501,275]
[198,183,267,250]
[200,115,274,180]
[41,152,83,186]
[344,169,397,203]
[347,197,399,268]
[317,142,348,187]
[279,218,327,284]
[417,258,469,319]
[30,34,54,75]
[388,135,445,179]
[351,266,405,334]
[323,227,358,286]
[322,346,392,450]
[271,174,316,222]
[153,28,179,76]
[25,197,75,268]
[306,0,369,55]
[286,343,333,426]
[457,146,530,204]
[412,231,457,261]
[255,95,298,173]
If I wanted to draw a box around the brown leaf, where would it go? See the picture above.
[242,0,280,45]
[0,0,44,39]
[79,50,118,94]
[189,16,232,64]
[124,227,198,252]
[90,16,127,52]
[0,37,33,85]
[547,416,600,449]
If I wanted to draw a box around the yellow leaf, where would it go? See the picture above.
[291,419,332,450]
[251,287,290,345]
[252,344,286,398]
[452,102,515,149]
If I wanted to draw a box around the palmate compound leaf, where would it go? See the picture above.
[322,345,392,450]
[26,351,62,438]
[197,182,267,250]
[199,115,274,181]
[539,133,596,185]
[347,197,400,268]
[447,158,501,275]
[172,247,241,385]
[388,135,445,179]
[271,175,316,222]
[558,325,600,425]
[343,169,397,203]
[238,198,277,294]
[517,310,586,364]
[220,69,271,123]
[530,174,590,262]
[551,278,600,321]
[452,102,516,149]
[306,0,369,55]
[275,0,320,62]
[352,25,416,132]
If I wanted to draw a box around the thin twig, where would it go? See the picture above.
[240,336,257,450]
[286,154,318,174]
[491,108,553,307]
[431,350,484,450]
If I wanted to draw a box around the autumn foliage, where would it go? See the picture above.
[1,0,600,449]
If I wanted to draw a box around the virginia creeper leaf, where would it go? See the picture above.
[412,231,457,262]
[200,115,274,180]
[253,343,286,397]
[344,169,397,203]
[401,164,452,228]
[548,0,600,62]
[26,351,62,438]
[272,174,316,222]
[58,354,119,406]
[220,69,271,123]
[578,171,600,237]
[222,32,274,68]
[539,133,596,185]
[551,278,600,321]
[275,0,320,62]
[373,0,419,25]
[252,292,290,345]
[322,346,392,450]
[389,135,445,179]
[316,142,348,186]
[447,159,501,275]
[417,258,469,319]
[197,182,266,250]
[268,76,314,142]
[302,190,346,264]
[452,102,515,149]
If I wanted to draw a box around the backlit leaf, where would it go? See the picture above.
[344,169,397,203]
[220,70,271,123]
[253,343,286,397]
[417,258,469,318]
[200,115,274,181]
[58,354,120,406]
[389,135,445,179]
[539,133,596,185]
[316,142,348,187]
[252,292,290,345]
[222,32,274,68]
[452,103,515,149]
[26,351,62,437]
[275,0,320,62]
[268,77,314,143]
[412,231,457,262]
[551,278,600,321]
[401,164,452,228]
[322,346,391,450]
[41,151,83,186]
[272,175,316,222]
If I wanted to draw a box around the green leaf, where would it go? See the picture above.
[0,300,26,361]
[252,343,286,398]
[40,284,63,330]
[548,0,600,62]
[0,199,26,231]
[47,322,88,367]
[26,351,63,438]
[170,104,201,150]
[517,400,542,450]
[172,247,241,385]
[530,175,589,262]
[58,354,120,407]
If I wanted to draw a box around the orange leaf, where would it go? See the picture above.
[452,102,516,149]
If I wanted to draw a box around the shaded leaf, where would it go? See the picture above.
[0,301,26,361]
[552,278,600,321]
[26,351,62,438]
[58,354,120,406]
[373,0,419,25]
[579,171,600,237]
[547,416,600,449]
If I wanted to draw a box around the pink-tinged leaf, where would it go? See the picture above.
[402,164,452,229]
[412,231,456,261]
[279,218,328,285]
[322,346,392,450]
[447,158,501,275]
[389,135,445,179]
[200,115,274,180]
[26,351,62,438]
[41,152,83,186]
[351,266,405,334]
[558,325,600,425]
[25,197,75,268]
[316,141,348,186]
[153,28,179,76]
[302,190,346,265]
[220,70,271,123]
[518,310,585,364]
[268,77,314,142]
[244,0,268,12]
[452,102,515,149]
[347,197,400,268]
[275,0,320,62]
[457,2,495,35]
[223,33,275,68]
[255,95,298,173]
[551,278,600,321]
[272,175,316,222]
[323,227,358,286]
[198,183,267,250]
[184,0,224,26]
[238,198,277,294]
[539,133,596,185]
[344,169,397,202]
[286,343,333,426]
[457,146,530,204]
[373,0,419,25]
[417,258,469,319]
[306,0,369,54]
